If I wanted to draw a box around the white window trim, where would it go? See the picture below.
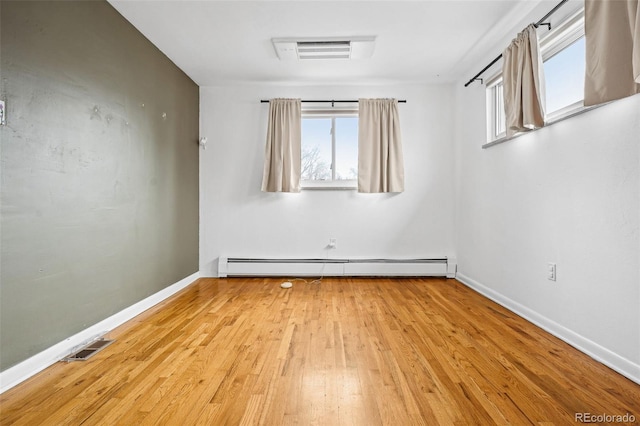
[482,104,602,149]
[300,108,358,190]
[539,9,584,61]
[484,9,588,148]
[301,179,358,190]
[486,75,505,142]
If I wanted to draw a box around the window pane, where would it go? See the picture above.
[495,83,505,136]
[301,118,332,180]
[544,36,585,114]
[335,117,358,180]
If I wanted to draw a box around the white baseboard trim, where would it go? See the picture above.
[456,272,640,385]
[0,271,201,394]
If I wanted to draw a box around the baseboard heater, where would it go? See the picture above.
[218,257,456,278]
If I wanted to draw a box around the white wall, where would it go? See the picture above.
[200,84,455,276]
[454,76,640,379]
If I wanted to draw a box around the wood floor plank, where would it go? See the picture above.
[1,277,639,425]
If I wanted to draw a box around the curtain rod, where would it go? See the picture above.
[260,99,407,104]
[463,0,570,87]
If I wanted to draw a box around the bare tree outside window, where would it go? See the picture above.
[301,145,331,180]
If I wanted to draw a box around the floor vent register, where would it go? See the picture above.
[62,338,115,362]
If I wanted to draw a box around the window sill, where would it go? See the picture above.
[301,180,357,191]
[482,103,602,149]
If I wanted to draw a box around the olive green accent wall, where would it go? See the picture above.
[0,1,199,371]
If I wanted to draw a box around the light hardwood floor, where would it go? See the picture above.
[1,277,639,425]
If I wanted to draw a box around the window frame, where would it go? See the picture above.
[300,108,359,190]
[539,9,585,122]
[484,9,589,147]
[486,75,506,142]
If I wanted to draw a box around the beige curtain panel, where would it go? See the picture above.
[261,98,302,193]
[357,98,404,193]
[502,24,546,138]
[584,0,640,106]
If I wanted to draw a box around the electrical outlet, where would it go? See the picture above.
[328,238,337,249]
[547,263,556,281]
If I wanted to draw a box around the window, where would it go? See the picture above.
[486,10,586,144]
[486,78,506,141]
[301,110,358,189]
[542,32,585,119]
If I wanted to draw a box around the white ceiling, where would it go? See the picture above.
[108,0,546,86]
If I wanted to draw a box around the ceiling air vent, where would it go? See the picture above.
[297,40,351,60]
[272,36,376,61]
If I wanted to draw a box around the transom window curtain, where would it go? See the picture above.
[261,98,301,193]
[502,24,546,138]
[584,0,640,106]
[357,98,404,193]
